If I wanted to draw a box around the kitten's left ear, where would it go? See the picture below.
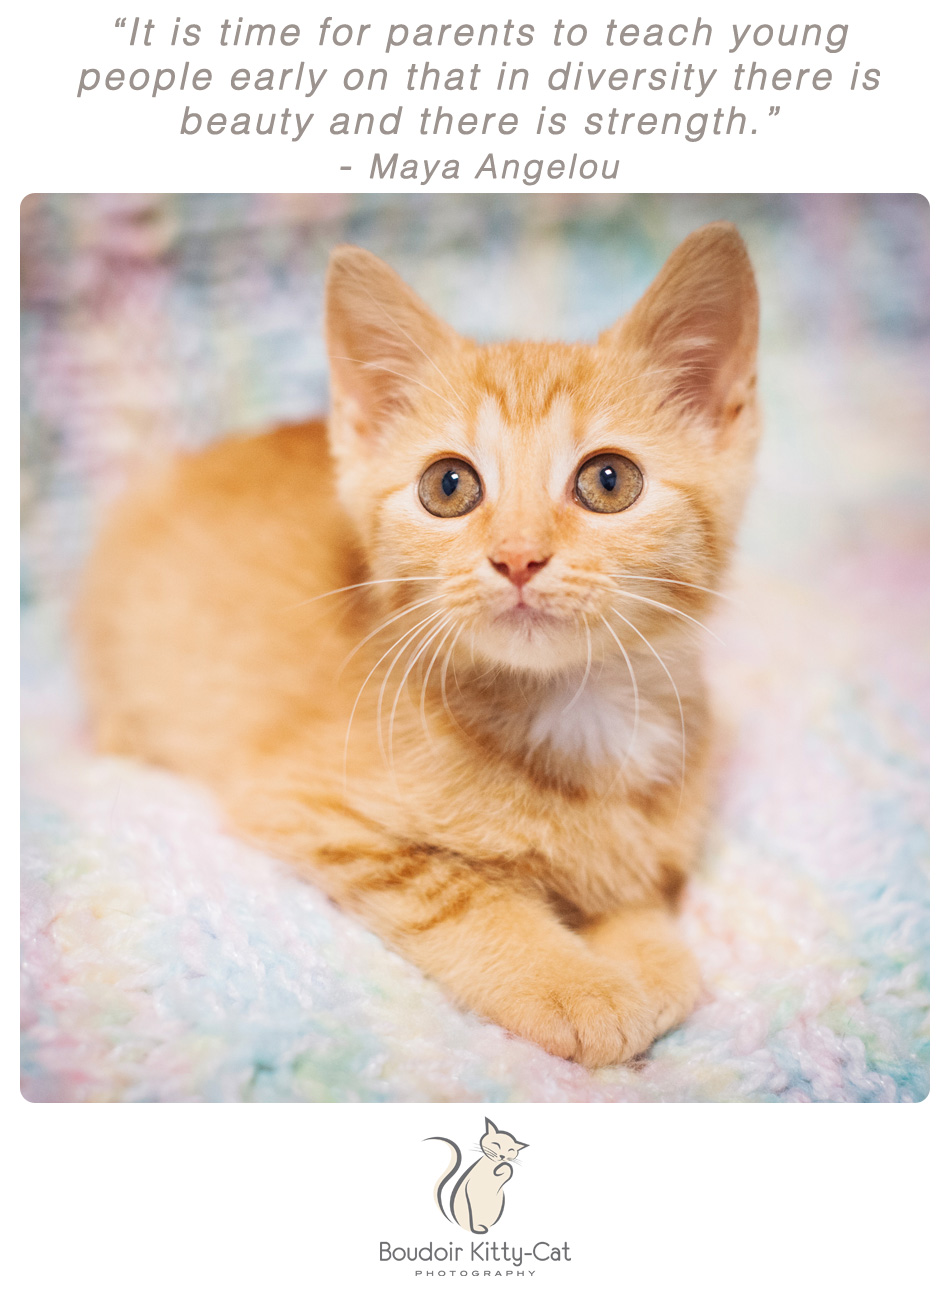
[514,1141,529,1151]
[325,245,461,446]
[603,222,759,439]
[484,1118,498,1135]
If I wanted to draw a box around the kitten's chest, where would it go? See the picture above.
[522,673,681,782]
[397,675,707,910]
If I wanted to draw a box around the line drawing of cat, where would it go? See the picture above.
[428,1118,529,1233]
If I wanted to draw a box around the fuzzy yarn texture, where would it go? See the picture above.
[21,193,929,1102]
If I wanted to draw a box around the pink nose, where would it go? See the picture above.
[489,554,551,589]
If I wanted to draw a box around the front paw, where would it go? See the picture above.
[495,955,660,1068]
[581,908,700,1039]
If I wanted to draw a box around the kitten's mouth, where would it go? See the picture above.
[498,601,557,621]
[472,596,591,672]
[494,602,562,631]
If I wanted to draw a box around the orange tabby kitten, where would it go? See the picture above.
[76,222,759,1068]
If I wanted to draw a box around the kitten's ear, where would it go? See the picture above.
[484,1118,498,1135]
[514,1141,529,1151]
[603,222,759,436]
[325,245,460,443]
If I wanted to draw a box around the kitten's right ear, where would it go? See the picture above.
[325,245,460,444]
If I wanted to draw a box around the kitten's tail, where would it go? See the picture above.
[426,1137,461,1224]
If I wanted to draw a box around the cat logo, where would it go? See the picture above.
[426,1118,529,1233]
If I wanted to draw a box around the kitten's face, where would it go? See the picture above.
[326,227,759,680]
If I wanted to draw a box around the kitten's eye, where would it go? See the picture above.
[419,458,482,518]
[574,453,643,514]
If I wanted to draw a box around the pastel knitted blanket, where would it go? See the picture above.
[21,193,929,1101]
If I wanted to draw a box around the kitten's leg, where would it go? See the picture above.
[232,794,665,1066]
[578,906,700,1036]
[333,847,662,1067]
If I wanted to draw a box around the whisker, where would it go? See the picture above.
[285,576,442,612]
[467,652,503,684]
[342,606,446,794]
[440,621,467,734]
[514,669,529,702]
[611,608,686,812]
[600,614,642,798]
[561,615,592,715]
[337,593,447,677]
[611,587,724,645]
[608,574,735,603]
[376,610,448,769]
[600,614,640,743]
[450,637,465,702]
[388,611,451,770]
[420,616,458,748]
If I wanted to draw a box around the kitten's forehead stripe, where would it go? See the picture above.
[474,391,590,500]
[473,343,604,425]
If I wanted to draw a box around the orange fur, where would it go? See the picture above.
[75,223,760,1067]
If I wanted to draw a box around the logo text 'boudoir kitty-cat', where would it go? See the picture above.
[428,1119,528,1232]
[379,1122,571,1266]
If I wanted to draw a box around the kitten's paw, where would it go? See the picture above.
[580,906,700,1039]
[499,957,660,1068]
[646,957,700,1035]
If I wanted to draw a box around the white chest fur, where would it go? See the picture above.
[524,669,681,784]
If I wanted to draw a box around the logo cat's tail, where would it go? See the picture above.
[426,1137,461,1224]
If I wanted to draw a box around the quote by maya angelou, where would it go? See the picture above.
[75,14,881,183]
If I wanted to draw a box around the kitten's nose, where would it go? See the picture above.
[489,553,551,588]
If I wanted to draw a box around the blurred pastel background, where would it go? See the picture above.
[21,193,928,1102]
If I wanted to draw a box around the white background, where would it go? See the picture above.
[10,2,942,1286]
